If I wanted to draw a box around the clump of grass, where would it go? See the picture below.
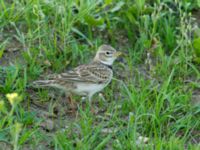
[0,0,200,149]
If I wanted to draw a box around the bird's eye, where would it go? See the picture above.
[106,51,111,55]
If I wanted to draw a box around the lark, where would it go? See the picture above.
[33,45,121,103]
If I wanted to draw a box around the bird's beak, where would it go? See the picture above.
[114,51,122,57]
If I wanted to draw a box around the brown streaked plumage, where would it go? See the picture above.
[33,44,121,102]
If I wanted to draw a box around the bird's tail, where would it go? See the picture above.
[32,80,55,87]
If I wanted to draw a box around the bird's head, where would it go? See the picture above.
[93,45,122,66]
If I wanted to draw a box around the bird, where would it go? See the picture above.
[33,44,122,104]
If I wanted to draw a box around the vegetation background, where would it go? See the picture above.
[0,0,200,149]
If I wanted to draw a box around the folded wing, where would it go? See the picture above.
[51,64,111,84]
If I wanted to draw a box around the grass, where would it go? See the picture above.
[0,0,200,149]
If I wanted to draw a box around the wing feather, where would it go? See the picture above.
[49,64,112,84]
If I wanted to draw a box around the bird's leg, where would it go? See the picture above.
[67,95,77,113]
[88,95,92,106]
[97,93,106,107]
[87,95,92,108]
[81,96,87,102]
[88,95,98,114]
[81,96,87,110]
[99,93,106,102]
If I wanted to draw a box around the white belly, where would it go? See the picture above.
[73,82,108,96]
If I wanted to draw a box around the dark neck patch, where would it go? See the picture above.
[105,64,112,70]
[92,61,113,70]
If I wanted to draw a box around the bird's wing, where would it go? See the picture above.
[52,64,111,84]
